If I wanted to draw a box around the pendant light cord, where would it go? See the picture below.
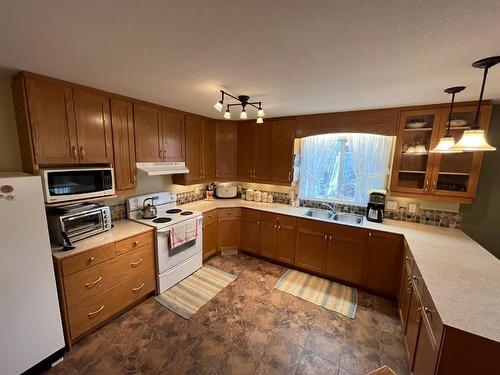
[446,92,456,137]
[473,67,488,129]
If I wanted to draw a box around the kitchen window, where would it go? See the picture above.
[298,133,394,205]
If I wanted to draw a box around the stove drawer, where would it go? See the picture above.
[115,231,154,256]
[68,269,155,340]
[64,243,154,308]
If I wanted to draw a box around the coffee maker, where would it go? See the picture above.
[366,190,386,223]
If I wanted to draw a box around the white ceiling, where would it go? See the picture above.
[1,1,500,119]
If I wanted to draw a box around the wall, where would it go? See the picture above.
[461,105,500,259]
[0,68,22,172]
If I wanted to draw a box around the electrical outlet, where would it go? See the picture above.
[386,200,398,211]
[408,202,419,214]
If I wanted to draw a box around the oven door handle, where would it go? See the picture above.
[63,211,102,221]
[156,217,202,234]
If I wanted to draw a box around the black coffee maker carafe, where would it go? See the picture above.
[366,191,386,223]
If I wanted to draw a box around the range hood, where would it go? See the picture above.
[136,162,189,176]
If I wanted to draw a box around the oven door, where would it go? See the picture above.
[61,210,105,242]
[41,168,115,203]
[156,218,202,274]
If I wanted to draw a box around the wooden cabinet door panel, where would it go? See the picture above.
[203,220,218,260]
[162,110,185,162]
[202,119,216,180]
[398,262,413,334]
[111,99,136,190]
[295,219,326,273]
[260,219,277,259]
[73,89,112,163]
[218,217,241,250]
[270,119,296,183]
[134,103,163,162]
[216,122,238,179]
[254,124,272,180]
[184,115,203,182]
[276,216,296,265]
[404,284,421,365]
[241,217,261,255]
[325,227,366,284]
[363,231,404,295]
[25,79,78,165]
[412,313,439,375]
[237,123,255,180]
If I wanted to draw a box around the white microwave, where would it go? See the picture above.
[40,167,115,203]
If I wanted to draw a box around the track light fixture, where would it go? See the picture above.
[213,90,265,123]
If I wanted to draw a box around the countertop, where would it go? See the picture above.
[51,220,153,260]
[182,198,500,343]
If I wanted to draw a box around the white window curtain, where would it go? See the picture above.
[298,133,394,205]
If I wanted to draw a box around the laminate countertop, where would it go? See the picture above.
[51,220,153,260]
[182,198,500,343]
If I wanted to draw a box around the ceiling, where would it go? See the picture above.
[1,1,500,119]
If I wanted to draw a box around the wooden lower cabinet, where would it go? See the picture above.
[53,230,155,346]
[202,210,218,259]
[404,283,422,364]
[295,219,327,273]
[398,258,413,333]
[325,225,367,284]
[218,208,241,250]
[276,215,296,265]
[240,209,261,254]
[260,212,278,259]
[412,313,439,375]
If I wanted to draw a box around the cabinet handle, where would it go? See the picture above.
[132,175,136,184]
[368,232,372,240]
[133,240,139,247]
[257,220,260,225]
[79,146,85,160]
[424,307,432,314]
[288,170,292,182]
[72,145,78,160]
[132,283,145,293]
[274,224,277,228]
[130,258,143,267]
[88,305,104,318]
[278,225,281,229]
[323,234,327,246]
[88,256,96,263]
[85,276,102,288]
[218,218,221,223]
[202,224,206,230]
[424,180,429,192]
[159,150,163,159]
[432,181,437,191]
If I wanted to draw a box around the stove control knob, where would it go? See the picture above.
[1,185,13,193]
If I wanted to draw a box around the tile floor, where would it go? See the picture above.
[46,254,410,375]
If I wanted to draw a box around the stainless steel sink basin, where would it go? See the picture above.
[304,209,364,226]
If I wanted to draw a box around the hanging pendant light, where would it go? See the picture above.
[240,107,248,119]
[213,91,224,112]
[223,106,231,119]
[451,56,500,152]
[256,117,263,124]
[430,86,465,153]
[212,90,265,120]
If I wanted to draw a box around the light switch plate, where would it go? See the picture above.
[386,200,398,211]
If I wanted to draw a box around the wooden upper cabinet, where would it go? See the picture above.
[253,124,272,180]
[237,122,255,180]
[134,103,163,162]
[162,110,185,162]
[72,89,113,164]
[202,119,216,180]
[363,231,404,296]
[184,115,203,182]
[216,122,238,179]
[24,78,78,165]
[110,99,136,191]
[270,119,296,183]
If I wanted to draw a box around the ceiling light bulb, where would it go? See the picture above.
[450,129,496,152]
[429,137,462,153]
[257,108,265,117]
[256,117,263,124]
[213,100,223,112]
[224,109,231,119]
[240,109,247,119]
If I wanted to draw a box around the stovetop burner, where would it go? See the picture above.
[143,216,157,220]
[180,211,193,216]
[152,217,172,223]
[166,208,182,214]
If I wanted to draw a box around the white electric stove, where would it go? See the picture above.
[126,192,203,293]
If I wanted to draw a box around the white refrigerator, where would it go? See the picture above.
[0,174,65,374]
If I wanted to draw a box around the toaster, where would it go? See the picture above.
[215,183,237,198]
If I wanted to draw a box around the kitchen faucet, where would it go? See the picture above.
[321,202,336,214]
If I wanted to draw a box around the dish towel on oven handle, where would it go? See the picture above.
[169,219,198,249]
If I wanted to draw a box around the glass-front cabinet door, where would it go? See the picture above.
[390,109,442,194]
[429,104,492,199]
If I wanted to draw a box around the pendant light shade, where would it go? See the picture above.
[240,108,247,119]
[213,100,223,112]
[257,107,265,117]
[430,86,465,154]
[451,56,500,152]
[256,117,263,124]
[223,107,231,119]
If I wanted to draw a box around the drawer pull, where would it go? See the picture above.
[424,307,432,314]
[88,305,104,318]
[130,258,143,267]
[88,256,96,263]
[85,276,102,288]
[133,241,139,247]
[132,283,145,293]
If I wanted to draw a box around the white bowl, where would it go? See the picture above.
[405,122,427,129]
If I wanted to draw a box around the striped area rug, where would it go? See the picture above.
[155,265,237,319]
[275,269,358,319]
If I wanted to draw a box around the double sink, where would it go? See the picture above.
[304,208,364,226]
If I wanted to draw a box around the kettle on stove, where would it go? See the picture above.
[141,197,157,219]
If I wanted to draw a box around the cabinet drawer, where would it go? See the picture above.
[421,283,443,344]
[68,269,155,340]
[115,231,154,256]
[242,208,260,220]
[260,211,279,223]
[203,209,218,225]
[61,243,115,276]
[218,207,241,218]
[277,214,296,227]
[64,243,154,308]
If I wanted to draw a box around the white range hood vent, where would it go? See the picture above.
[136,162,189,176]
